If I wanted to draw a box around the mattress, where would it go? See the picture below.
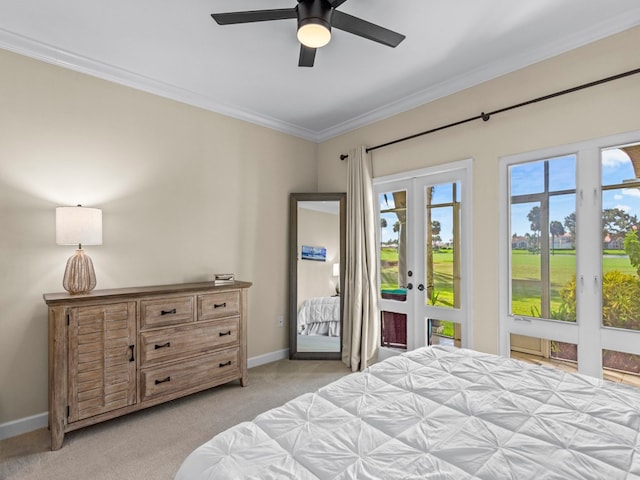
[175,345,640,479]
[297,296,340,336]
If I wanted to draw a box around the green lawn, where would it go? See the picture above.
[380,246,637,314]
[511,249,636,316]
[380,247,456,307]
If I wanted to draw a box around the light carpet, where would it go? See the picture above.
[0,359,350,480]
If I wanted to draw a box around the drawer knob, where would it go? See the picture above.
[161,308,177,315]
[219,361,232,368]
[219,331,232,337]
[214,302,227,309]
[155,376,171,385]
[154,341,171,349]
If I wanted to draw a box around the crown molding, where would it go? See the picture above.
[0,27,320,142]
[1,9,639,144]
[315,11,640,142]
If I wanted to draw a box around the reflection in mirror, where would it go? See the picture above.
[289,193,345,360]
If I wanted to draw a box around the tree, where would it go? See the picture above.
[561,209,637,250]
[624,226,640,276]
[527,206,541,231]
[380,218,387,243]
[392,220,402,252]
[603,208,639,240]
[564,212,576,247]
[549,220,565,255]
[527,206,541,252]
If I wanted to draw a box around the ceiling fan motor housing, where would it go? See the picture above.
[297,0,334,34]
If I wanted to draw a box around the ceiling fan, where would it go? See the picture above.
[211,0,406,67]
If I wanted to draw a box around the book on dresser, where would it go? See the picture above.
[43,280,251,450]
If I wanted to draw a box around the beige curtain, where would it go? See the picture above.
[342,146,380,371]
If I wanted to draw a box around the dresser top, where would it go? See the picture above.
[43,280,252,305]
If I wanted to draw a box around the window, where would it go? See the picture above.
[501,132,640,385]
[509,155,576,320]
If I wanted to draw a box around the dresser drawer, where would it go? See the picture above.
[198,291,239,321]
[139,318,239,366]
[140,296,194,329]
[140,348,240,402]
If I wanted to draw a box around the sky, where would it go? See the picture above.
[510,148,640,238]
[378,147,640,245]
[379,182,459,245]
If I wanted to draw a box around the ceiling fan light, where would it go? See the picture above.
[297,20,331,48]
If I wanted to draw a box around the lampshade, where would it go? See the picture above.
[56,205,102,295]
[297,21,331,48]
[56,206,102,246]
[332,263,340,277]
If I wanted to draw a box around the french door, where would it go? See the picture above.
[500,131,640,382]
[374,160,473,359]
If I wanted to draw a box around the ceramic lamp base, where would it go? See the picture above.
[63,249,97,294]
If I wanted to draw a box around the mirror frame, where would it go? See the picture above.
[289,192,346,360]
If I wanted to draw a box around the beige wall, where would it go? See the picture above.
[297,207,340,306]
[2,25,639,429]
[0,49,317,425]
[318,26,640,355]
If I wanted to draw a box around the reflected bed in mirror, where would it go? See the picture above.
[289,193,346,360]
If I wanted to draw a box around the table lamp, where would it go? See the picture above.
[56,205,102,294]
[332,263,340,295]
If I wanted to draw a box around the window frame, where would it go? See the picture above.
[499,130,640,379]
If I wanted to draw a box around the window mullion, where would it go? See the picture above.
[575,148,602,378]
[540,194,551,319]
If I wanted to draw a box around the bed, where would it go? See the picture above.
[297,296,340,337]
[175,345,640,479]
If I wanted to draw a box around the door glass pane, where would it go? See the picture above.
[426,182,460,308]
[602,349,640,387]
[379,190,407,302]
[510,334,577,373]
[428,318,461,348]
[381,311,406,349]
[509,155,576,321]
[601,144,640,331]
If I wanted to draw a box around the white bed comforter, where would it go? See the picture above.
[297,296,340,336]
[175,346,640,479]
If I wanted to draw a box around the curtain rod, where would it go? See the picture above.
[339,66,640,160]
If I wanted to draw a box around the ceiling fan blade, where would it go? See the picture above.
[211,8,297,25]
[328,0,349,7]
[331,10,405,47]
[298,45,317,67]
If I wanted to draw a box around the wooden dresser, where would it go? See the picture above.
[43,281,251,450]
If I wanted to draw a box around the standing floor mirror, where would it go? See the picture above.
[289,192,346,360]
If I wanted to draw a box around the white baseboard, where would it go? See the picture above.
[247,348,289,368]
[0,412,48,441]
[0,349,290,441]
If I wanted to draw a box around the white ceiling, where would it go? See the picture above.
[1,0,639,142]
